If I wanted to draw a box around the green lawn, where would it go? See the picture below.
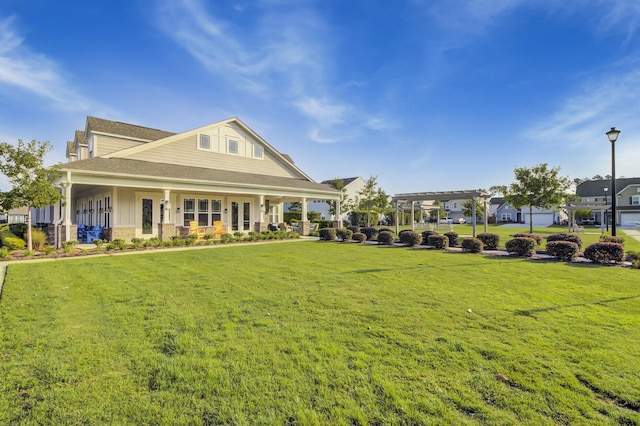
[1,242,639,424]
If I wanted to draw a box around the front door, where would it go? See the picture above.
[142,198,154,235]
[230,199,252,232]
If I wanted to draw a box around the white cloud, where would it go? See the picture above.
[154,0,398,143]
[0,16,90,110]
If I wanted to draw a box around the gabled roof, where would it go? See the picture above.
[490,197,504,205]
[101,116,314,182]
[74,130,88,146]
[59,157,339,195]
[66,141,76,158]
[86,116,176,142]
[576,178,640,197]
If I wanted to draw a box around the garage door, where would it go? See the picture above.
[621,212,640,226]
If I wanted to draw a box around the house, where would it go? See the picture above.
[41,116,341,244]
[284,176,366,222]
[495,202,563,226]
[0,207,29,224]
[576,178,640,226]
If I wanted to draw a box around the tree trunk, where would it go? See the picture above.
[529,206,533,234]
[27,207,33,251]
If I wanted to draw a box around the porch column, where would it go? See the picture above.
[256,195,268,232]
[163,189,171,224]
[333,199,341,228]
[63,182,72,241]
[300,197,308,234]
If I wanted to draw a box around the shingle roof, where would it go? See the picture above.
[66,141,76,157]
[74,130,88,146]
[489,197,503,205]
[320,177,360,186]
[60,157,339,194]
[576,178,640,196]
[86,116,176,141]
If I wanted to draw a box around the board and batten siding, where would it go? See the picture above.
[123,134,300,178]
[96,135,147,157]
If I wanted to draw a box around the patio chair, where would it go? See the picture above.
[85,226,104,243]
[189,221,206,240]
[77,224,86,243]
[213,221,226,238]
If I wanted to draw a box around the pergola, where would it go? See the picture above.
[391,189,491,237]
[566,200,610,234]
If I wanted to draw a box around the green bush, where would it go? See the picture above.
[547,233,582,250]
[399,230,422,247]
[584,242,625,264]
[0,229,26,250]
[220,233,234,244]
[112,239,128,250]
[379,228,394,234]
[352,232,366,243]
[444,231,458,246]
[348,211,380,228]
[30,228,47,250]
[512,233,543,246]
[600,235,625,245]
[505,237,536,257]
[318,228,337,241]
[347,226,359,234]
[421,231,438,245]
[377,231,395,245]
[360,227,378,241]
[428,234,449,250]
[461,238,483,253]
[316,220,333,230]
[477,233,500,250]
[336,228,353,241]
[546,241,579,262]
[0,247,10,259]
[8,223,28,239]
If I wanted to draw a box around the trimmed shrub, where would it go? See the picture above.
[461,238,484,253]
[444,231,458,246]
[360,227,378,241]
[512,233,543,246]
[428,234,449,249]
[505,237,536,257]
[421,230,438,245]
[347,226,359,234]
[477,233,500,250]
[378,228,394,234]
[377,231,395,245]
[8,223,28,239]
[336,228,353,241]
[583,242,625,264]
[546,233,582,250]
[316,220,333,230]
[352,232,366,243]
[0,230,25,250]
[318,227,337,241]
[600,235,625,245]
[0,247,10,259]
[546,241,580,262]
[399,230,422,247]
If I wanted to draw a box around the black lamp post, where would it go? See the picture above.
[606,127,620,236]
[604,186,608,232]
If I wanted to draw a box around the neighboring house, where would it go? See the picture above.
[576,178,640,226]
[0,207,29,224]
[442,199,466,222]
[488,197,503,222]
[494,202,563,226]
[40,116,340,244]
[284,176,366,222]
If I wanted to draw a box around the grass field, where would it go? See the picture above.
[1,240,639,424]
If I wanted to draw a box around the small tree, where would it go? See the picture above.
[357,175,389,227]
[0,140,63,251]
[326,178,355,220]
[462,199,484,220]
[495,163,571,233]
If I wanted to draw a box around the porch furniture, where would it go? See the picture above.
[189,221,206,240]
[308,223,319,233]
[268,223,279,232]
[85,226,104,243]
[77,224,86,243]
[279,223,292,232]
[572,224,584,233]
[213,221,225,238]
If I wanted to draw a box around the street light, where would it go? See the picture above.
[606,127,620,236]
[604,186,609,232]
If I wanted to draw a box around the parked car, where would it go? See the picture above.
[439,218,453,224]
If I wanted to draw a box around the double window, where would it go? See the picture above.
[632,195,640,206]
[183,198,223,227]
[501,213,512,222]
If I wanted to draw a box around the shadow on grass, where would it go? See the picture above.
[514,294,640,317]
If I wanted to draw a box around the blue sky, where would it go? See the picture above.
[1,0,639,195]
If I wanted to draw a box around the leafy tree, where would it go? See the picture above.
[494,163,571,233]
[0,140,63,250]
[428,200,446,221]
[462,199,484,220]
[591,174,603,180]
[326,178,355,220]
[574,209,593,221]
[356,175,389,226]
[288,201,302,212]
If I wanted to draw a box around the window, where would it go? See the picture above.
[183,198,195,226]
[211,199,222,224]
[199,134,211,150]
[501,213,512,222]
[269,204,280,223]
[254,144,263,158]
[228,139,238,154]
[88,138,94,158]
[198,199,209,226]
[632,195,640,206]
